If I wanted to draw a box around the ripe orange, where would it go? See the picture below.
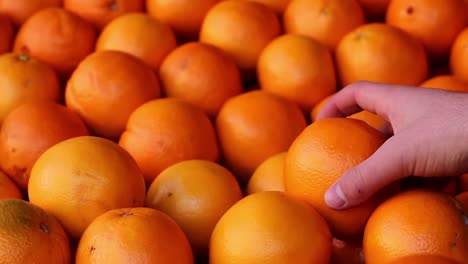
[386,0,468,61]
[257,34,337,112]
[0,52,61,123]
[389,255,461,264]
[200,0,281,78]
[146,160,243,256]
[76,207,193,263]
[63,0,144,30]
[284,118,390,239]
[363,189,468,264]
[216,90,307,184]
[159,42,243,117]
[0,199,70,263]
[331,238,364,264]
[246,152,286,195]
[147,0,219,40]
[210,191,333,264]
[336,23,429,86]
[96,13,178,71]
[420,75,468,92]
[460,174,468,191]
[455,192,468,209]
[119,98,219,185]
[248,0,291,15]
[28,136,146,239]
[0,171,22,199]
[283,0,365,51]
[13,8,97,78]
[356,0,390,21]
[0,101,88,191]
[450,27,468,83]
[65,50,161,140]
[0,0,61,26]
[0,15,13,54]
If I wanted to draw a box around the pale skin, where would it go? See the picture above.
[317,81,468,210]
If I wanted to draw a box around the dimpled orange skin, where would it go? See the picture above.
[363,189,468,264]
[388,255,461,264]
[209,191,333,264]
[284,118,389,239]
[420,75,468,92]
[450,28,468,83]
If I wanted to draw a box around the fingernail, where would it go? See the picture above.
[325,184,347,209]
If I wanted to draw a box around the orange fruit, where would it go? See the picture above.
[146,159,243,256]
[248,0,291,15]
[28,136,146,240]
[0,0,61,26]
[13,8,97,78]
[0,199,70,263]
[336,23,429,86]
[63,0,144,30]
[389,255,461,264]
[0,53,61,123]
[0,101,88,191]
[246,152,286,195]
[460,174,468,191]
[363,189,468,264]
[283,0,366,51]
[284,118,390,239]
[96,13,178,71]
[386,0,468,61]
[216,90,307,184]
[356,0,390,21]
[119,98,219,185]
[0,15,13,54]
[210,191,332,264]
[147,0,219,40]
[455,192,468,210]
[420,75,468,92]
[257,34,337,112]
[331,238,364,264]
[200,0,281,78]
[159,42,243,117]
[0,171,22,199]
[76,207,193,263]
[65,50,161,140]
[450,27,468,83]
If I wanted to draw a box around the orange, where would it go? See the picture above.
[200,0,281,78]
[389,255,461,264]
[0,199,70,263]
[420,75,468,92]
[336,23,429,86]
[159,42,243,117]
[0,101,88,191]
[283,0,365,51]
[331,238,364,264]
[248,0,291,15]
[0,53,61,123]
[0,171,22,199]
[455,192,468,209]
[450,27,468,83]
[28,136,146,240]
[119,98,219,185]
[0,15,13,54]
[146,160,243,256]
[284,118,390,239]
[13,7,97,77]
[363,189,468,264]
[257,34,337,111]
[386,0,468,61]
[65,50,161,140]
[216,90,307,184]
[461,174,468,191]
[246,152,286,195]
[63,0,144,30]
[0,0,61,26]
[210,191,332,264]
[96,13,178,71]
[147,0,219,40]
[76,207,193,263]
[357,0,390,21]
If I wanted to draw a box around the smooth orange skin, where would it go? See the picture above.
[0,15,13,54]
[0,171,22,200]
[159,42,243,117]
[246,152,286,195]
[96,13,178,70]
[216,90,307,184]
[284,0,365,51]
[0,0,61,26]
[210,191,333,264]
[0,101,89,191]
[28,136,146,240]
[13,8,97,78]
[363,189,468,264]
[0,53,61,123]
[64,0,144,30]
[65,50,161,140]
[357,0,390,21]
[389,255,461,264]
[336,23,429,86]
[76,207,194,264]
[386,0,468,61]
[450,27,468,83]
[420,75,468,92]
[249,0,292,15]
[119,98,219,186]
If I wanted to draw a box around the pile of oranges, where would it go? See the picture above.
[0,0,467,263]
